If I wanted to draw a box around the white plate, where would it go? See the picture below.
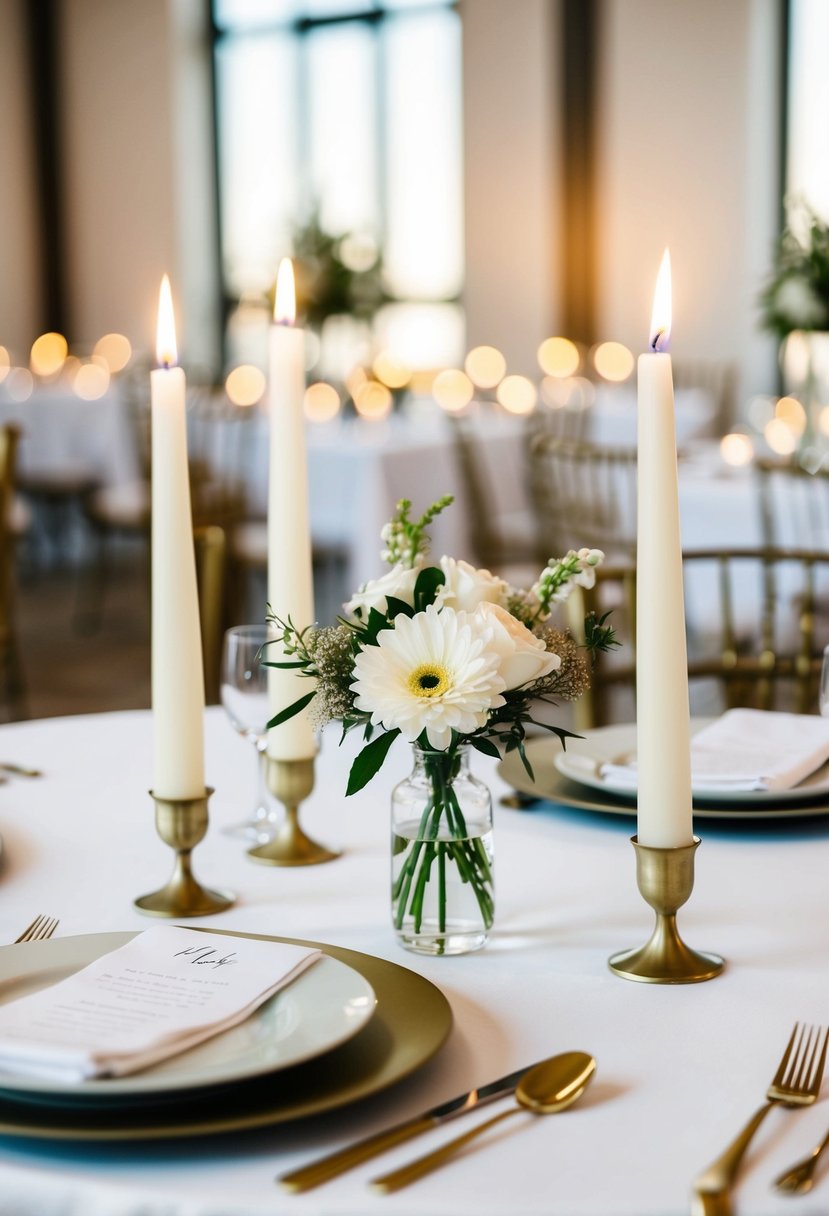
[553,719,829,806]
[0,932,376,1100]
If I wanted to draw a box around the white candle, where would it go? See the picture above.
[267,258,316,761]
[636,250,693,848]
[150,275,206,799]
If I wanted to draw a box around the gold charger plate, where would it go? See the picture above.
[499,733,829,820]
[0,930,453,1140]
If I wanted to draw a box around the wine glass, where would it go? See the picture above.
[820,644,829,717]
[220,624,278,841]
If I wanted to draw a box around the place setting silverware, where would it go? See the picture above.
[773,1123,829,1195]
[13,915,59,944]
[278,1051,596,1194]
[0,763,43,779]
[692,1023,828,1216]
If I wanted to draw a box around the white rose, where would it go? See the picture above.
[345,563,421,618]
[473,601,560,690]
[434,556,507,612]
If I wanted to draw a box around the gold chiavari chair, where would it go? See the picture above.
[527,432,638,562]
[0,425,27,720]
[754,456,829,550]
[564,548,829,729]
[194,524,227,706]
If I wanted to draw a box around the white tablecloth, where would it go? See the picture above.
[0,708,828,1215]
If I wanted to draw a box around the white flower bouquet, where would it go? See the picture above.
[267,496,615,950]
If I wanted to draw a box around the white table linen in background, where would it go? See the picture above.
[0,383,139,489]
[0,708,828,1215]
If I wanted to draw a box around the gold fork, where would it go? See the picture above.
[692,1024,828,1216]
[14,915,59,943]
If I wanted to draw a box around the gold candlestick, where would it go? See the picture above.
[135,788,235,916]
[247,757,340,866]
[609,835,723,983]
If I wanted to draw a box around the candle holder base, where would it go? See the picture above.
[135,788,235,917]
[247,757,340,866]
[608,836,723,984]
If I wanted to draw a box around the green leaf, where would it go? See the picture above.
[346,729,400,795]
[413,566,445,612]
[470,736,501,760]
[516,740,535,783]
[384,595,415,620]
[362,606,392,646]
[260,660,308,669]
[266,690,316,730]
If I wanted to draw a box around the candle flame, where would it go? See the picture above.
[274,258,296,326]
[156,274,178,367]
[649,249,672,352]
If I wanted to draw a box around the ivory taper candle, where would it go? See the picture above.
[151,275,206,799]
[636,250,694,848]
[267,258,316,761]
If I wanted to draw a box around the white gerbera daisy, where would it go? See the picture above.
[351,604,506,750]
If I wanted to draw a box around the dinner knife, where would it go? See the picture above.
[277,1061,534,1192]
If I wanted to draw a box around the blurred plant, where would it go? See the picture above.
[270,209,389,329]
[761,203,829,338]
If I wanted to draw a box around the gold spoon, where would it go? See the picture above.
[774,1125,829,1195]
[370,1051,596,1194]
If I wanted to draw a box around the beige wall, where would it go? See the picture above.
[462,0,562,377]
[0,0,40,358]
[596,0,780,402]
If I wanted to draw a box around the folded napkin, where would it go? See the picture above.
[599,709,829,794]
[0,925,320,1082]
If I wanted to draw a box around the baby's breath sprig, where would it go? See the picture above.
[380,495,454,567]
[530,548,604,623]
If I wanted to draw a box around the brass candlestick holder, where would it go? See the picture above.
[135,788,235,917]
[608,835,724,983]
[247,756,340,866]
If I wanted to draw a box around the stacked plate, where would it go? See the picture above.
[498,719,829,820]
[0,930,452,1140]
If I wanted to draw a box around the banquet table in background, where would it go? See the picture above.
[0,707,829,1215]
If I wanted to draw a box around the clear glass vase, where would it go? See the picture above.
[391,744,494,956]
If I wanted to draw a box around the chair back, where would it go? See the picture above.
[528,433,638,561]
[0,425,26,718]
[194,524,227,705]
[754,457,829,550]
[565,547,829,728]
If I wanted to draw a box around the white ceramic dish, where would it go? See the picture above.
[0,931,376,1099]
[553,719,829,806]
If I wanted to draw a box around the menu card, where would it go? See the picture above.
[0,926,320,1081]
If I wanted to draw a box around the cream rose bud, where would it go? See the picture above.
[473,602,561,689]
[574,548,604,589]
[344,562,421,618]
[435,556,507,612]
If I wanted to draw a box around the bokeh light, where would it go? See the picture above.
[304,381,341,423]
[496,374,537,414]
[93,333,132,374]
[354,380,392,420]
[73,360,110,400]
[372,352,411,390]
[719,432,754,467]
[764,417,798,455]
[464,345,506,389]
[592,341,634,382]
[775,395,807,435]
[432,369,474,412]
[537,337,580,378]
[6,367,34,402]
[30,332,68,378]
[0,347,9,384]
[225,364,266,407]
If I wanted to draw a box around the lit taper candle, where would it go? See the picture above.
[151,275,206,799]
[267,258,316,761]
[636,250,694,848]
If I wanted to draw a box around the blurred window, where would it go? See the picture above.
[787,0,829,218]
[212,1,463,310]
